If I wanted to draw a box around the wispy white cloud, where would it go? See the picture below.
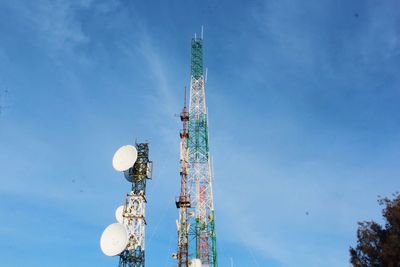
[1,1,399,266]
[208,2,400,265]
[4,0,92,62]
[135,32,178,117]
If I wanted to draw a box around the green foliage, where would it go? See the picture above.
[350,193,400,266]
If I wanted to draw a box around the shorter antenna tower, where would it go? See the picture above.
[174,88,190,267]
[100,142,153,267]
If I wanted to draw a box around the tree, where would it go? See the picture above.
[350,193,400,267]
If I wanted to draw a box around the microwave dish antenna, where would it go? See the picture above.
[112,145,138,172]
[115,205,125,224]
[100,223,129,257]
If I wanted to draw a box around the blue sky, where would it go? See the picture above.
[0,0,399,266]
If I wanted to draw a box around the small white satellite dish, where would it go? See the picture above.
[190,259,202,267]
[112,145,138,172]
[115,205,125,224]
[100,223,129,256]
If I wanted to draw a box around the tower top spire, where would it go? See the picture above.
[184,86,187,108]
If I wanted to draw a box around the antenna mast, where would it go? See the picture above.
[175,87,190,267]
[119,143,153,267]
[101,143,153,267]
[179,29,218,267]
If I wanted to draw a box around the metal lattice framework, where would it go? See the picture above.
[175,90,191,267]
[186,37,218,267]
[119,143,153,267]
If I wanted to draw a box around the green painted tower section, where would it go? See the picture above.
[190,39,204,80]
[186,35,218,267]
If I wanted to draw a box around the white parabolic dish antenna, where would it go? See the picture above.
[115,205,124,224]
[112,145,138,172]
[190,259,202,267]
[100,223,129,256]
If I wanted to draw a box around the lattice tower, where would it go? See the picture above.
[186,36,218,267]
[119,143,153,267]
[175,88,191,267]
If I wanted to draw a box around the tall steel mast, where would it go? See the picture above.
[186,34,218,267]
[175,88,190,267]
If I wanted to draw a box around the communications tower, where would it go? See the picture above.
[118,143,153,267]
[175,32,217,267]
[100,143,153,267]
[175,89,190,267]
